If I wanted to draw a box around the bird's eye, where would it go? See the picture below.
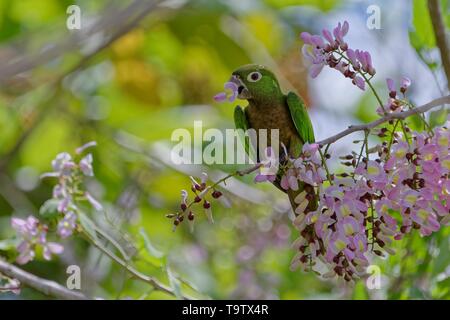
[247,71,262,82]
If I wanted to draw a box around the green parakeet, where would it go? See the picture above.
[230,64,317,213]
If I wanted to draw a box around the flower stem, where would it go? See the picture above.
[364,131,376,251]
[385,119,401,160]
[184,164,262,211]
[361,73,385,112]
[318,148,333,185]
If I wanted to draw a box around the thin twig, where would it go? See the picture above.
[0,258,89,300]
[317,95,450,146]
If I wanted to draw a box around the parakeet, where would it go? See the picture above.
[230,64,317,213]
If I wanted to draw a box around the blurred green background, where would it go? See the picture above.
[0,0,449,299]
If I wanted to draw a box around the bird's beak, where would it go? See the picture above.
[230,75,251,99]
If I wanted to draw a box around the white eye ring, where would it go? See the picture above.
[247,71,262,82]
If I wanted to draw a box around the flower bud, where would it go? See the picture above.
[212,190,223,199]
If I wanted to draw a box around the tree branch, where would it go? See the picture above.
[0,258,89,300]
[428,0,450,89]
[317,95,450,146]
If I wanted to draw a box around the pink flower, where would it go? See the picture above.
[301,45,326,78]
[411,208,440,235]
[57,211,77,238]
[180,190,188,211]
[41,237,64,261]
[353,76,365,90]
[255,172,276,183]
[51,152,76,176]
[280,169,298,190]
[79,154,94,176]
[333,21,349,48]
[300,21,375,90]
[85,192,103,211]
[346,48,359,68]
[400,77,411,93]
[325,231,349,262]
[322,29,335,46]
[11,216,64,264]
[75,141,97,155]
[302,143,321,163]
[255,147,278,184]
[214,81,238,103]
[338,216,361,236]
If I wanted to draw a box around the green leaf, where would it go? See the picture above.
[263,0,340,11]
[408,113,426,131]
[354,91,379,123]
[429,108,448,128]
[432,233,450,275]
[410,0,435,50]
[352,280,369,299]
[166,267,182,300]
[78,212,98,242]
[139,228,164,259]
[39,199,60,219]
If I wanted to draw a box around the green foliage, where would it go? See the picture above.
[0,0,448,301]
[39,199,60,219]
[264,0,341,11]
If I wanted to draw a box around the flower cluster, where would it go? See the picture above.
[372,125,450,235]
[43,141,101,214]
[11,216,63,264]
[166,172,225,231]
[301,21,375,90]
[283,120,450,281]
[41,141,102,239]
[377,77,412,115]
[10,142,102,265]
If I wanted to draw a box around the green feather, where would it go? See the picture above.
[233,105,254,159]
[286,92,315,144]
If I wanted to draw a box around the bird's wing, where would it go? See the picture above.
[286,92,315,144]
[233,105,254,158]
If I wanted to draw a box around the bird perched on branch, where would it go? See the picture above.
[229,64,317,213]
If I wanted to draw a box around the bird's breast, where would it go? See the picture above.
[246,102,298,148]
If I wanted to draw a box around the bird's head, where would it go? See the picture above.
[230,64,282,103]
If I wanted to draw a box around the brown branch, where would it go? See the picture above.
[0,258,89,300]
[317,95,450,146]
[428,0,450,90]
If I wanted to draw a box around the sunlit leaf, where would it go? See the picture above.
[78,212,98,242]
[166,267,182,300]
[139,227,164,259]
[39,199,60,219]
[429,108,448,128]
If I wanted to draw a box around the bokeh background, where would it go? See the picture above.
[0,0,449,299]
